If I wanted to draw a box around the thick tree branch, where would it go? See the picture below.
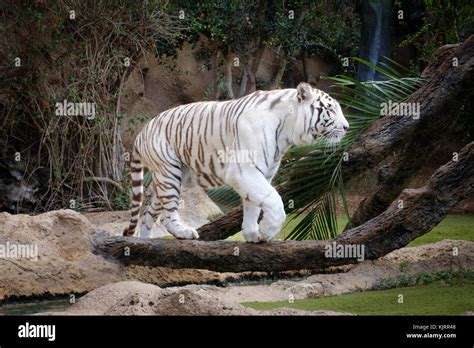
[198,206,244,241]
[339,141,473,258]
[343,35,473,177]
[95,142,473,272]
[225,46,235,99]
[345,35,474,228]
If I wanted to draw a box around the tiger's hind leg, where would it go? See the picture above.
[139,188,162,238]
[152,171,199,240]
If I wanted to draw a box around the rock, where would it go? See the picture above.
[41,281,351,316]
[126,265,229,287]
[0,210,126,300]
[84,185,222,239]
[0,209,258,300]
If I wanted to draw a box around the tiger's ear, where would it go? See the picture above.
[297,82,312,103]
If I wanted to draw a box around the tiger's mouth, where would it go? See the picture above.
[309,126,346,143]
[323,128,346,144]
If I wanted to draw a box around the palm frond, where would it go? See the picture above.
[207,186,241,212]
[283,57,424,241]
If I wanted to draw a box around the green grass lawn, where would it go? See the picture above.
[226,213,474,245]
[407,214,474,247]
[243,280,474,315]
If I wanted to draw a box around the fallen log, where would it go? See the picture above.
[95,142,473,272]
[197,35,474,241]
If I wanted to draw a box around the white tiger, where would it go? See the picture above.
[123,82,349,242]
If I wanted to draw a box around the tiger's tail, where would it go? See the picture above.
[123,146,144,236]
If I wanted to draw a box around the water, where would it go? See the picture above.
[0,269,335,315]
[0,299,71,315]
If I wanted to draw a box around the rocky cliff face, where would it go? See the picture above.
[0,210,126,299]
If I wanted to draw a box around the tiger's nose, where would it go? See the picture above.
[341,118,349,131]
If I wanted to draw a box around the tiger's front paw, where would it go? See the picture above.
[259,205,285,242]
[172,226,199,240]
[242,229,262,243]
[259,220,282,242]
[182,227,199,240]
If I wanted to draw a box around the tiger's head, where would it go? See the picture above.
[293,82,349,146]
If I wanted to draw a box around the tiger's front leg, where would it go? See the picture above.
[230,169,286,243]
[242,200,262,243]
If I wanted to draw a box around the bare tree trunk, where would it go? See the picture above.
[270,58,287,89]
[245,0,266,94]
[301,50,310,82]
[269,11,305,90]
[239,65,249,97]
[342,37,472,178]
[213,50,221,100]
[247,43,265,93]
[225,51,235,99]
[302,50,320,85]
[95,142,474,272]
[345,34,474,229]
[246,64,257,94]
